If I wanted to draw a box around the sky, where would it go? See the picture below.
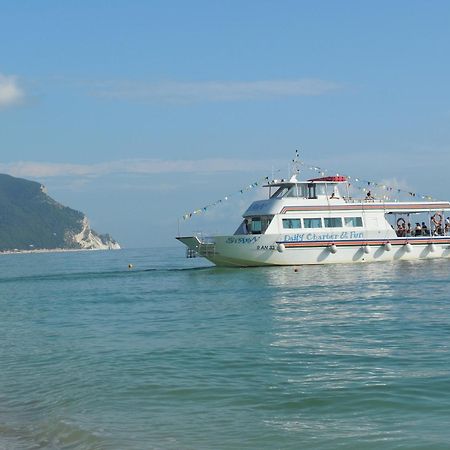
[1,0,450,248]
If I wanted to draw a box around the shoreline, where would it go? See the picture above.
[0,248,121,255]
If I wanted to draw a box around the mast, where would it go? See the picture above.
[291,149,301,179]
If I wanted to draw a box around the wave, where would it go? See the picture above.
[0,265,216,284]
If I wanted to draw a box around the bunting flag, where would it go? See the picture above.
[181,171,280,220]
[298,161,436,202]
[181,159,437,221]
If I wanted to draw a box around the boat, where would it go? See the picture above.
[176,165,450,267]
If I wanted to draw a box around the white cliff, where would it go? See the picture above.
[67,217,121,250]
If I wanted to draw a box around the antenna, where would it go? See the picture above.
[291,149,301,177]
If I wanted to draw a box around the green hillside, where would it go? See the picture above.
[0,173,99,251]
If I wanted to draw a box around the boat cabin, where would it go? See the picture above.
[234,174,450,237]
[234,175,352,235]
[266,175,347,200]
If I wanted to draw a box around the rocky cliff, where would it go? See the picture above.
[0,173,120,251]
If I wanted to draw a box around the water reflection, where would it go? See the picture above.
[247,259,450,383]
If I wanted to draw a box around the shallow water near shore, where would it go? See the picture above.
[1,248,450,449]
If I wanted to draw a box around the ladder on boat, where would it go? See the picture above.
[186,238,216,258]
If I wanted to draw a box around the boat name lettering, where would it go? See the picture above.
[257,245,276,251]
[226,236,261,244]
[284,231,364,242]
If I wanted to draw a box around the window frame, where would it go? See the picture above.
[324,217,343,228]
[282,218,302,229]
[344,216,363,227]
[303,217,323,228]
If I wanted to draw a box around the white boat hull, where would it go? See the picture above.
[177,235,450,267]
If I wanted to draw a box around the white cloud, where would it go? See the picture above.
[91,79,341,103]
[0,158,280,178]
[0,73,25,108]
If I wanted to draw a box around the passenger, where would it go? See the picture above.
[414,223,422,236]
[421,222,429,236]
[244,218,251,234]
[365,190,374,200]
[396,218,406,236]
[446,217,450,234]
[406,222,412,236]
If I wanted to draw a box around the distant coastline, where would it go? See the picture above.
[0,247,121,255]
[0,173,120,252]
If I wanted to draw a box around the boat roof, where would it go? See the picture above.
[256,173,450,214]
[279,201,450,214]
[263,174,347,187]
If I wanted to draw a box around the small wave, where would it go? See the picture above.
[0,419,109,450]
[0,265,216,284]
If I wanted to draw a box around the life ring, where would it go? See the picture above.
[396,218,406,227]
[431,213,443,225]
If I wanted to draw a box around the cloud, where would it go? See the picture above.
[0,73,25,108]
[90,79,341,103]
[0,158,280,179]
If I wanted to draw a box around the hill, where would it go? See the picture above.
[0,173,120,251]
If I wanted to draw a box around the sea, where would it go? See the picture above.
[1,248,450,450]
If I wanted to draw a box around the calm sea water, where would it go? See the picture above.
[1,248,450,450]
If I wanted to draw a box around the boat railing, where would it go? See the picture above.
[190,232,216,258]
[343,197,382,204]
[193,232,216,244]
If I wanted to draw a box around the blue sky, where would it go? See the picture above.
[1,1,450,247]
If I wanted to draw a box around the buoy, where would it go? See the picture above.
[128,263,133,269]
[429,243,436,253]
[277,243,285,253]
[294,267,298,272]
[328,244,338,254]
[404,243,412,253]
[384,242,392,251]
[363,245,371,254]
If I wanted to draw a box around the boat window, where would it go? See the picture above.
[324,217,343,228]
[270,187,289,199]
[262,216,273,233]
[344,217,363,227]
[285,186,297,197]
[251,217,262,233]
[304,218,322,228]
[282,218,302,229]
[285,184,308,198]
[245,216,273,234]
[307,183,317,199]
[315,184,327,196]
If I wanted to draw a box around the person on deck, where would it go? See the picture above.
[414,223,422,236]
[396,224,406,237]
[244,218,251,235]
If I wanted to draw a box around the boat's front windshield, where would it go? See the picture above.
[270,182,341,199]
[270,186,290,198]
[235,216,274,235]
[270,184,308,199]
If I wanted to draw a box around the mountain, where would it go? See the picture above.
[0,173,120,251]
